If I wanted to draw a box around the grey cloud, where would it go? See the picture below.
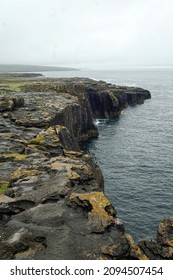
[0,0,173,68]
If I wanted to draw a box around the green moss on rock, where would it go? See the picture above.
[28,134,45,145]
[2,153,27,160]
[0,180,9,194]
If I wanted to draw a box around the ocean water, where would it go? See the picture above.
[43,68,173,242]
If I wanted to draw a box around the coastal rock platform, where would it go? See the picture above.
[0,77,163,260]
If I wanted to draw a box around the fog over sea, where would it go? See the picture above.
[43,68,173,242]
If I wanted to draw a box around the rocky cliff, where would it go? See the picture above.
[0,77,157,259]
[138,217,173,260]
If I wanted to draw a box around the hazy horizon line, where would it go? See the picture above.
[1,63,173,72]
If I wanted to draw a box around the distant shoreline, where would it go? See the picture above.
[0,64,78,73]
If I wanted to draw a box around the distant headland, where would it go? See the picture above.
[0,64,78,73]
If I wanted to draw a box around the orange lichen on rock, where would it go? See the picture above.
[10,169,42,182]
[157,218,173,257]
[158,218,173,239]
[100,242,128,259]
[51,161,81,180]
[100,234,148,260]
[125,234,148,260]
[51,158,92,181]
[70,192,115,231]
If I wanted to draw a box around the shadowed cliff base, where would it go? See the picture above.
[0,76,170,260]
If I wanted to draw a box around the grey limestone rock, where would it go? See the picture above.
[0,78,151,259]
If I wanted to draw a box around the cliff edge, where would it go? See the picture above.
[0,77,154,259]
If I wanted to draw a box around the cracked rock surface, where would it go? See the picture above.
[0,77,151,259]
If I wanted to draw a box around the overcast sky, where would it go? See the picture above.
[0,0,173,69]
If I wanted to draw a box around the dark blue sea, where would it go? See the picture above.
[43,68,173,242]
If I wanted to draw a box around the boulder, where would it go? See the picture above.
[0,96,24,112]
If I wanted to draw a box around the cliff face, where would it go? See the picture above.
[20,78,151,119]
[0,78,151,260]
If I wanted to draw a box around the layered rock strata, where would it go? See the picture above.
[0,78,151,259]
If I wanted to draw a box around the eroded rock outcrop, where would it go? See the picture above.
[21,78,151,119]
[0,78,151,259]
[0,96,24,112]
[138,217,173,260]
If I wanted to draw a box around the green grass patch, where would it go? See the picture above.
[0,80,28,95]
[8,82,23,92]
[0,180,9,194]
[5,81,26,93]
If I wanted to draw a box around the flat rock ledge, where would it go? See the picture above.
[0,77,164,260]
